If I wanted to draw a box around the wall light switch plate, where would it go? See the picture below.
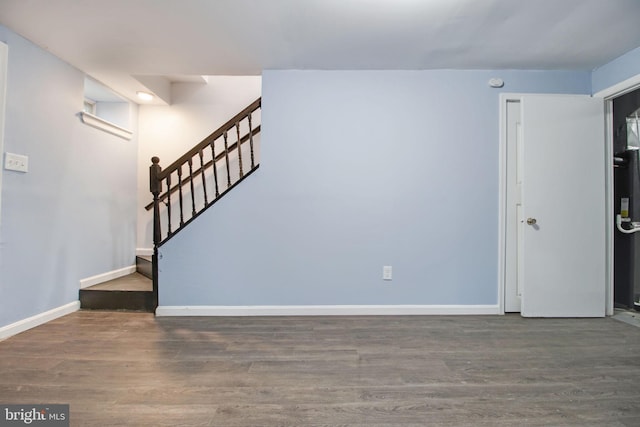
[383,265,392,281]
[4,152,28,173]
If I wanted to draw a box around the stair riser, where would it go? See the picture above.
[79,290,154,312]
[136,256,153,280]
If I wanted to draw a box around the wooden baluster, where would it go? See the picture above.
[177,165,185,226]
[199,149,208,205]
[248,113,255,169]
[223,131,231,188]
[166,175,172,235]
[188,157,196,216]
[236,122,244,178]
[210,140,220,197]
[149,157,162,246]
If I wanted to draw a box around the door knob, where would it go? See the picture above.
[526,218,537,225]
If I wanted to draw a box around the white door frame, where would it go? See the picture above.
[498,93,515,315]
[498,91,615,316]
[0,41,8,230]
[594,76,640,316]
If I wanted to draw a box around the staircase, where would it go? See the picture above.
[80,98,262,312]
[79,256,155,312]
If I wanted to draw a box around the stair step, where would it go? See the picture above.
[136,255,153,279]
[79,273,154,312]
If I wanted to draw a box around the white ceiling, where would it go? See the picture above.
[1,0,640,104]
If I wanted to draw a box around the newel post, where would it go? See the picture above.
[150,157,162,248]
[150,156,162,311]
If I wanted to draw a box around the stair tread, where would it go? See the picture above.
[83,273,152,292]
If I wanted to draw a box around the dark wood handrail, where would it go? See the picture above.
[144,125,260,211]
[157,98,261,181]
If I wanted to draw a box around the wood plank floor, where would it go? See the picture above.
[1,311,639,426]
[83,273,152,291]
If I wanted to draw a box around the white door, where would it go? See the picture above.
[519,94,606,317]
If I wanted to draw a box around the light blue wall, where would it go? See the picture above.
[95,102,131,129]
[592,46,640,94]
[158,69,590,307]
[0,25,138,327]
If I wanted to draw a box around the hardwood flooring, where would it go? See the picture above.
[1,311,639,426]
[82,273,152,291]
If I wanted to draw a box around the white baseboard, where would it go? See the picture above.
[0,301,80,340]
[155,304,501,317]
[79,265,136,289]
[136,248,153,257]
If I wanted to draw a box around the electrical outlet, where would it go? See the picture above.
[4,152,29,173]
[383,265,392,281]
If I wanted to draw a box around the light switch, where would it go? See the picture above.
[383,265,392,281]
[4,152,28,173]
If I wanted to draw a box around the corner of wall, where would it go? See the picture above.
[592,45,640,96]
